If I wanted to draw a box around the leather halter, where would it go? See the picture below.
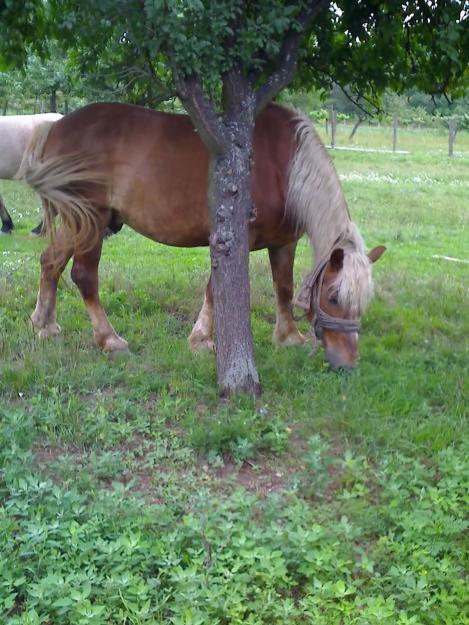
[310,256,361,340]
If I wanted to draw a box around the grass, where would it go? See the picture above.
[0,124,468,624]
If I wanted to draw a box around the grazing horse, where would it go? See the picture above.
[18,102,385,368]
[0,113,63,233]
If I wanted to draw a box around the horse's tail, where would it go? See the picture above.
[16,121,103,263]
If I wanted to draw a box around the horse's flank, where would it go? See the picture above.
[17,121,104,254]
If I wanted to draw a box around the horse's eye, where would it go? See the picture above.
[329,295,339,306]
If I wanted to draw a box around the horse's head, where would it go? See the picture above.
[310,245,386,369]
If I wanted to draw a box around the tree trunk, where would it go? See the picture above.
[176,70,261,397]
[448,119,456,157]
[64,99,69,115]
[329,105,336,148]
[49,90,57,112]
[208,118,261,397]
[392,116,398,152]
[349,116,363,140]
[2,99,8,115]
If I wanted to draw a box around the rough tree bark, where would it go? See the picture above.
[208,73,260,397]
[176,71,261,397]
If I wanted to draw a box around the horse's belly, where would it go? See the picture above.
[119,201,210,247]
[129,218,210,247]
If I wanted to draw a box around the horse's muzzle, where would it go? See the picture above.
[323,332,359,369]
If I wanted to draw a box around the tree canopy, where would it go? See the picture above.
[1,1,468,109]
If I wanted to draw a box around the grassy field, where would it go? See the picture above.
[0,124,468,624]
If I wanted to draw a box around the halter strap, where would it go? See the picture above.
[307,254,361,339]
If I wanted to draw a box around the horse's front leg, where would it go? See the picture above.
[188,277,215,352]
[70,239,128,353]
[31,233,73,337]
[268,242,307,346]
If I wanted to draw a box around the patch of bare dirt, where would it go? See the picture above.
[209,457,298,496]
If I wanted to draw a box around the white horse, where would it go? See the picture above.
[0,113,62,233]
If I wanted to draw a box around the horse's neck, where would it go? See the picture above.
[285,110,353,265]
[311,220,365,268]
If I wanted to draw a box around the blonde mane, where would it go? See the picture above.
[286,111,373,313]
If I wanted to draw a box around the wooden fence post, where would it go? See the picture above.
[392,116,398,152]
[330,105,337,148]
[448,119,456,157]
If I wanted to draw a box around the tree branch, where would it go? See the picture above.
[169,57,228,154]
[254,0,331,113]
[335,83,382,117]
[222,64,255,123]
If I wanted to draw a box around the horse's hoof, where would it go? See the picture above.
[273,330,307,347]
[37,322,62,338]
[188,335,215,353]
[102,335,129,353]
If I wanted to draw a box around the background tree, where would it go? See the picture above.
[22,43,72,112]
[1,0,467,396]
[0,69,24,114]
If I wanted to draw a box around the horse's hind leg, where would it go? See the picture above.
[268,242,306,346]
[71,240,129,353]
[31,219,45,236]
[31,234,73,337]
[32,199,55,236]
[188,277,215,352]
[0,194,14,233]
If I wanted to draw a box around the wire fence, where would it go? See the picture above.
[324,106,468,157]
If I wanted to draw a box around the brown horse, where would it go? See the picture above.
[18,102,385,368]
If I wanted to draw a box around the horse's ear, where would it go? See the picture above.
[330,248,344,271]
[368,245,386,264]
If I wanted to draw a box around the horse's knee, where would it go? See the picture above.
[39,248,59,278]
